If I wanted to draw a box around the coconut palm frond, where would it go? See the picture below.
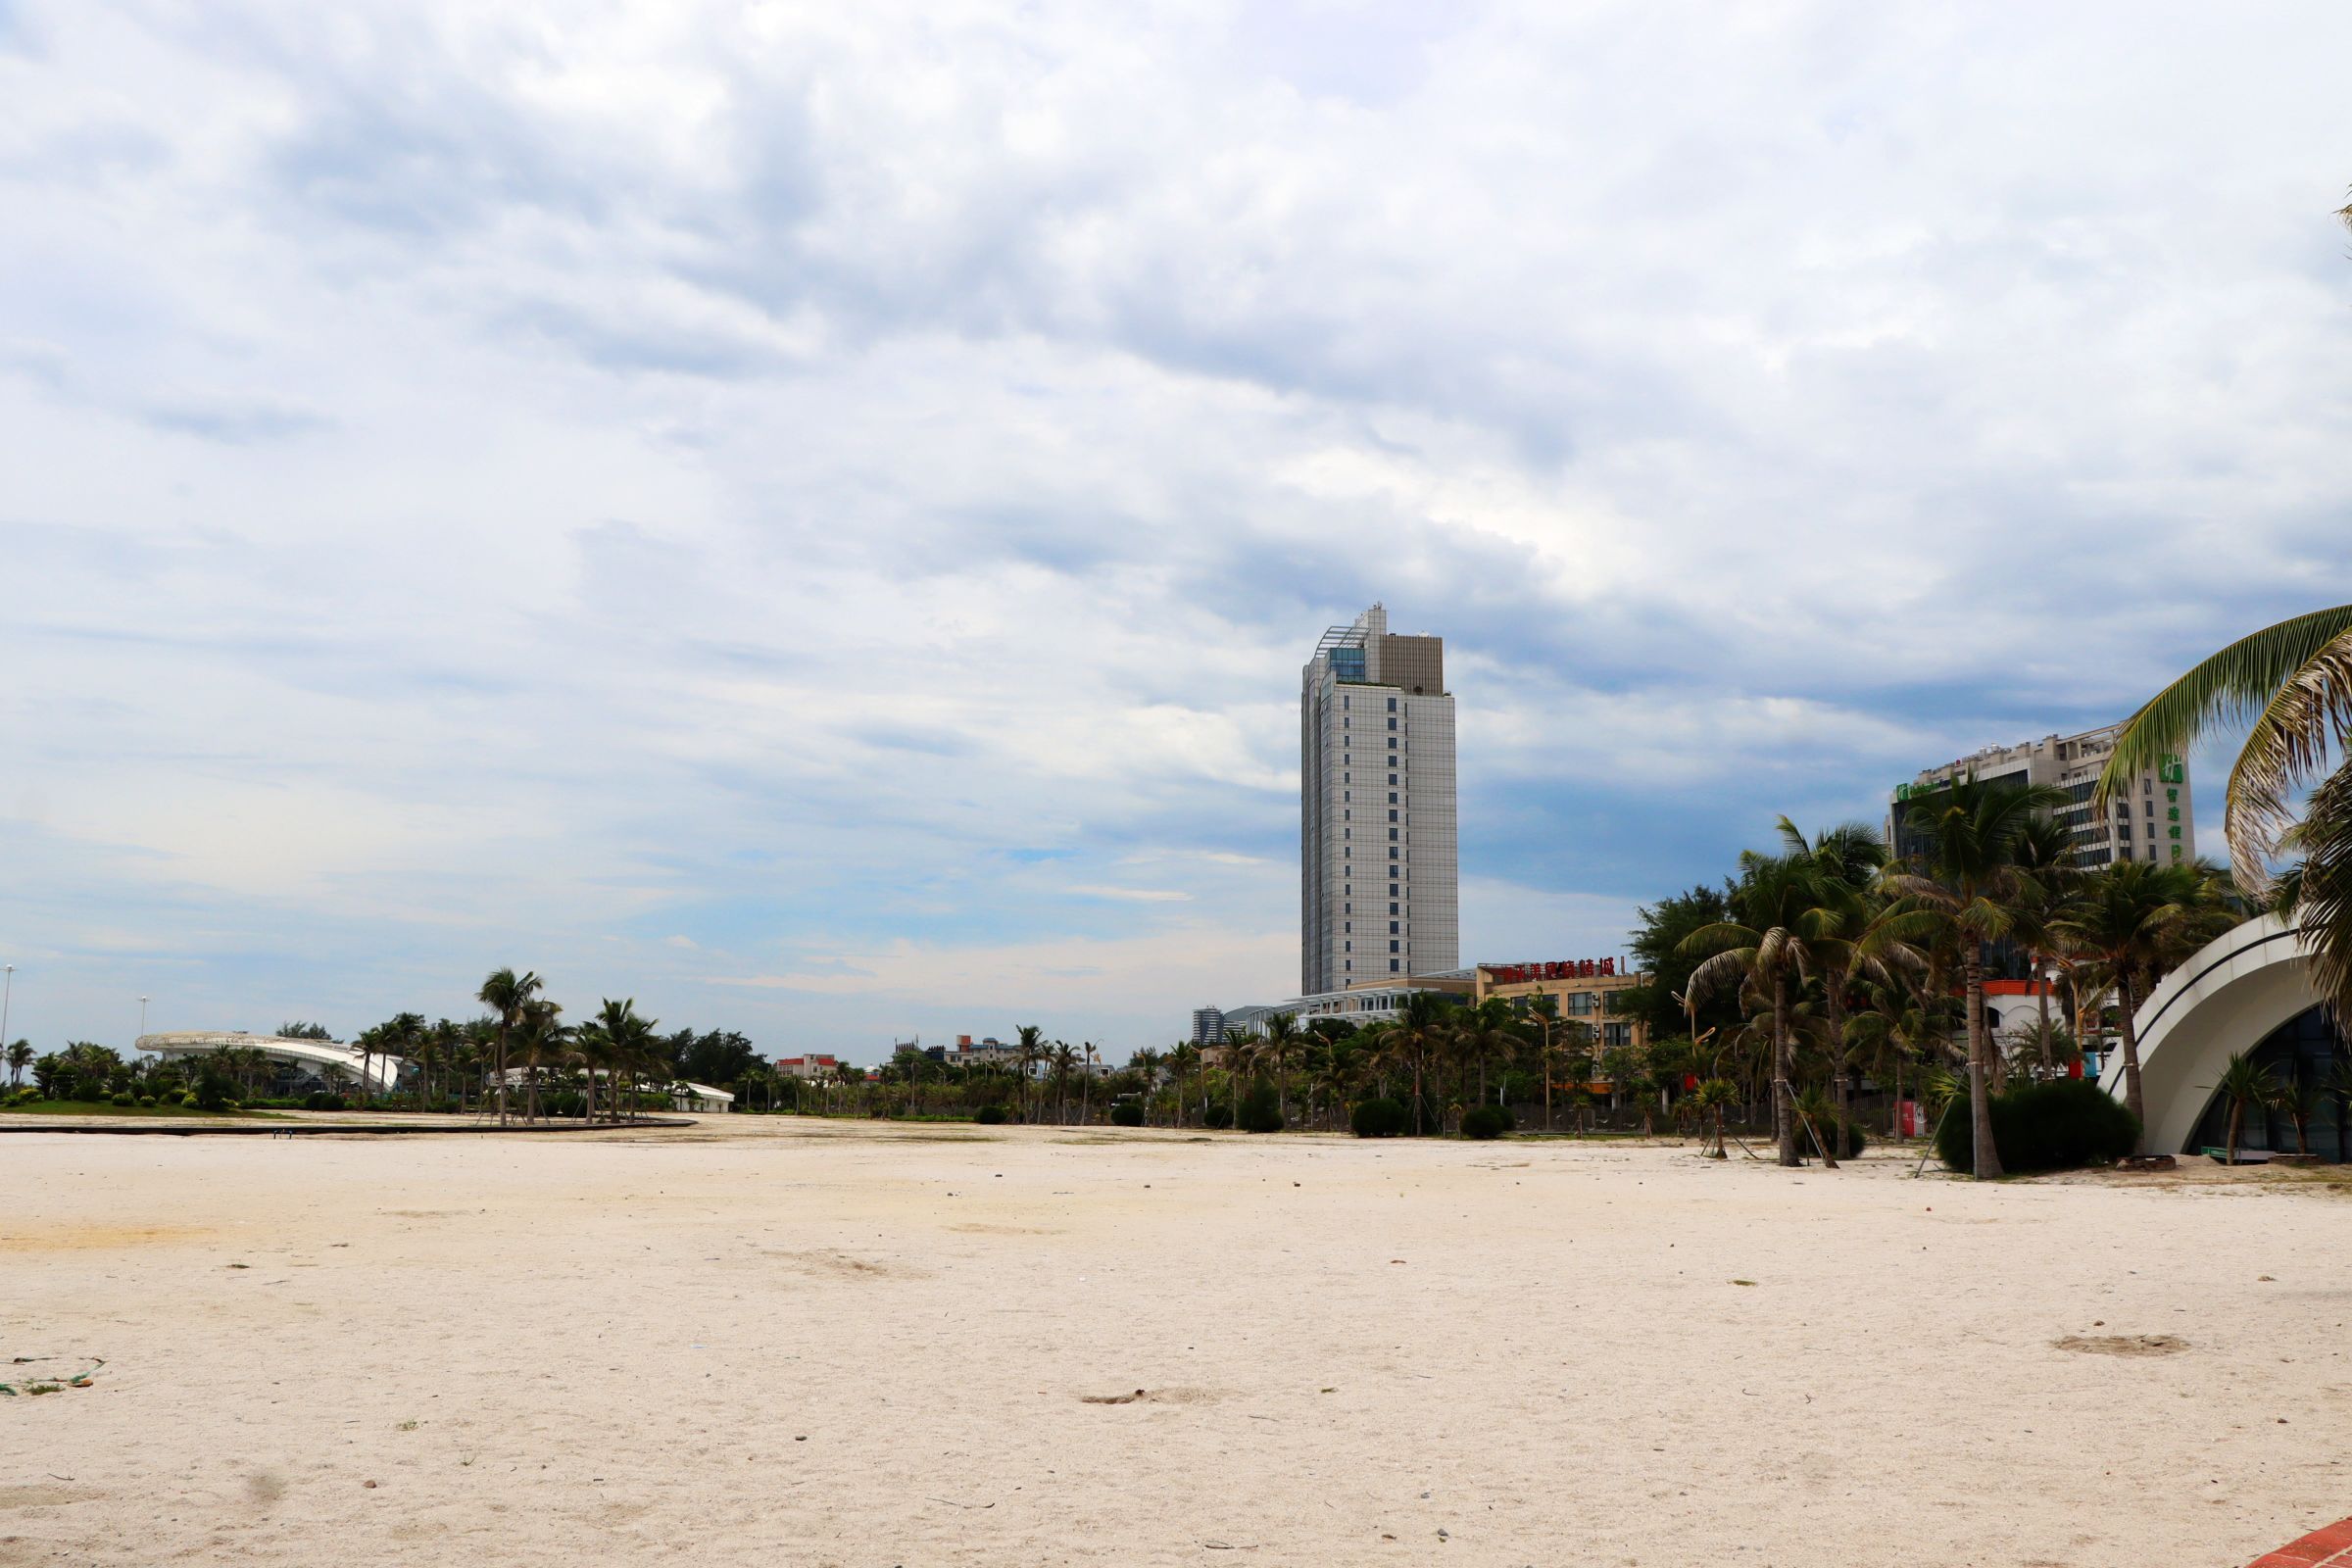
[2101,607,2352,800]
[2220,635,2352,893]
[2293,760,2352,1017]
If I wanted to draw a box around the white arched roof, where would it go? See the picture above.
[2098,914,2322,1154]
[136,1032,404,1094]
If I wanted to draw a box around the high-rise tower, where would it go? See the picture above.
[1300,605,1458,995]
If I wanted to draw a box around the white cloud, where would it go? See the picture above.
[2,0,2348,1053]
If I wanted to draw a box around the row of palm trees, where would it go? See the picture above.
[1680,797,2247,1176]
[270,971,674,1124]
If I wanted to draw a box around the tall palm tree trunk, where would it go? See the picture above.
[1825,965,1850,1135]
[1773,976,1800,1166]
[2115,971,2148,1152]
[1966,947,2004,1178]
[2035,970,2056,1078]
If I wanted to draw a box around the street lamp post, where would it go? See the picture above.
[2,964,14,1053]
[139,996,150,1042]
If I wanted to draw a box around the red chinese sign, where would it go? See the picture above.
[1484,958,1619,984]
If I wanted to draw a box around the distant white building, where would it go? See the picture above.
[672,1083,734,1114]
[137,1031,402,1095]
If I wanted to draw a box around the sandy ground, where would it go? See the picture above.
[3,1118,2349,1567]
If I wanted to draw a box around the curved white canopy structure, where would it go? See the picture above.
[2099,914,2323,1154]
[137,1031,404,1094]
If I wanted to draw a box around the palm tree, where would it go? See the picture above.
[511,998,565,1124]
[1013,1025,1047,1122]
[1048,1043,1077,1123]
[1260,1012,1299,1126]
[2103,605,2352,1017]
[2051,860,2228,1149]
[1214,1027,1259,1124]
[2276,1073,2320,1157]
[1682,851,1821,1167]
[1522,994,1563,1132]
[476,968,543,1127]
[1776,816,1907,1130]
[1165,1042,1200,1128]
[2007,815,2084,1080]
[1886,778,2071,1180]
[1453,999,1518,1114]
[1129,1047,1163,1125]
[2210,1051,2278,1165]
[6,1040,30,1088]
[1371,995,1451,1135]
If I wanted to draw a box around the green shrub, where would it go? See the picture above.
[137,1095,156,1107]
[973,1104,1007,1125]
[178,1091,199,1107]
[1350,1098,1407,1138]
[1936,1079,2139,1174]
[111,1091,135,1106]
[304,1091,348,1111]
[1460,1104,1514,1140]
[193,1072,230,1111]
[1236,1085,1284,1133]
[1109,1101,1144,1127]
[1201,1102,1234,1130]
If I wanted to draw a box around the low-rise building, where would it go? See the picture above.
[775,1054,845,1080]
[1473,959,1649,1052]
[946,1035,1024,1069]
[1205,974,1478,1049]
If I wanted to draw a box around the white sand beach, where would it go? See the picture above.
[3,1120,2347,1566]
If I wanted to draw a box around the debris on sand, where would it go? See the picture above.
[2052,1334,2187,1357]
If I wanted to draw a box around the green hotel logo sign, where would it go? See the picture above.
[2158,754,2184,784]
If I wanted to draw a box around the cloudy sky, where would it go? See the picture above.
[4,2,2350,1061]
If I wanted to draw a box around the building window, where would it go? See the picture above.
[1387,698,1396,711]
[1390,921,1399,934]
[1390,959,1400,973]
[1389,828,1398,841]
[1389,848,1398,860]
[1388,792,1397,804]
[1389,882,1398,896]
[1389,809,1398,822]
[1390,940,1399,954]
[1388,773,1396,785]
[1388,717,1397,730]
[1389,902,1398,915]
